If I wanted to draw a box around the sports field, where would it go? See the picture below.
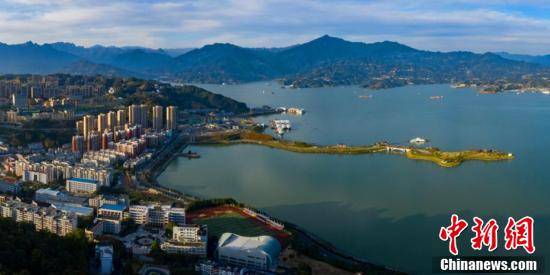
[196,212,272,237]
[188,206,291,246]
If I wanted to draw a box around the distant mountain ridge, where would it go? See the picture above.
[0,36,548,88]
[495,52,550,66]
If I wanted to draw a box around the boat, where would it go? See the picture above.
[180,150,201,159]
[275,126,286,135]
[409,137,428,144]
[430,96,444,100]
[358,95,372,99]
[451,83,467,88]
[270,119,291,130]
[286,108,305,115]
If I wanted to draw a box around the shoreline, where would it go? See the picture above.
[143,133,401,273]
[144,129,511,273]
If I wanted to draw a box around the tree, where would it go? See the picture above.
[165,222,176,239]
[149,240,165,261]
[0,218,91,274]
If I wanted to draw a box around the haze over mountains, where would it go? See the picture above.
[0,35,548,88]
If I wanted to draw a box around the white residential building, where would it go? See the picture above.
[0,199,78,236]
[128,204,185,226]
[66,177,99,195]
[161,225,208,257]
[96,204,128,235]
[128,205,149,224]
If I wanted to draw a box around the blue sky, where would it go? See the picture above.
[0,0,548,54]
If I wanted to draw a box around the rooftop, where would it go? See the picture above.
[36,188,62,196]
[100,204,127,212]
[52,203,93,216]
[67,177,98,184]
[218,232,281,256]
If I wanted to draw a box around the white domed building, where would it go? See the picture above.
[215,233,282,272]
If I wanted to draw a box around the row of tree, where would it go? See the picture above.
[0,218,91,274]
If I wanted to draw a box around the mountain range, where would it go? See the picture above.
[0,35,548,88]
[494,52,550,66]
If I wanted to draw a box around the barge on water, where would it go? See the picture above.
[179,150,201,159]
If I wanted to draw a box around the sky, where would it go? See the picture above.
[0,0,549,54]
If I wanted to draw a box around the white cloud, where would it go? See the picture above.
[0,0,547,54]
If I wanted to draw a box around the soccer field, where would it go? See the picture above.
[194,212,275,238]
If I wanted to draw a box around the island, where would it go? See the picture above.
[197,130,514,168]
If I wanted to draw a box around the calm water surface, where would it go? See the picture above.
[159,83,550,273]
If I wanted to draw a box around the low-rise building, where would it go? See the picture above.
[34,188,87,205]
[195,261,249,275]
[0,178,20,194]
[128,205,149,224]
[88,194,129,208]
[35,188,67,203]
[22,170,48,184]
[97,204,128,234]
[129,204,185,226]
[18,160,113,186]
[51,203,94,217]
[66,177,99,195]
[81,149,126,167]
[0,198,78,236]
[161,225,208,257]
[95,244,114,275]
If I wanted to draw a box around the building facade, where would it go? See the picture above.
[66,177,99,194]
[166,106,177,130]
[0,199,78,236]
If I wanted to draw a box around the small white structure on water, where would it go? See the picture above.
[287,108,305,115]
[271,120,292,135]
[410,137,428,144]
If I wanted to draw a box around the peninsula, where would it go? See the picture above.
[197,130,514,168]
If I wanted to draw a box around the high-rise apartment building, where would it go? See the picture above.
[152,105,163,130]
[166,106,177,130]
[116,109,127,127]
[71,135,84,153]
[97,113,107,134]
[87,131,100,151]
[107,111,116,131]
[82,115,95,140]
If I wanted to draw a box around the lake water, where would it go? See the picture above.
[158,82,550,273]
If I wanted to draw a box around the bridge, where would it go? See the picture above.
[386,146,410,153]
